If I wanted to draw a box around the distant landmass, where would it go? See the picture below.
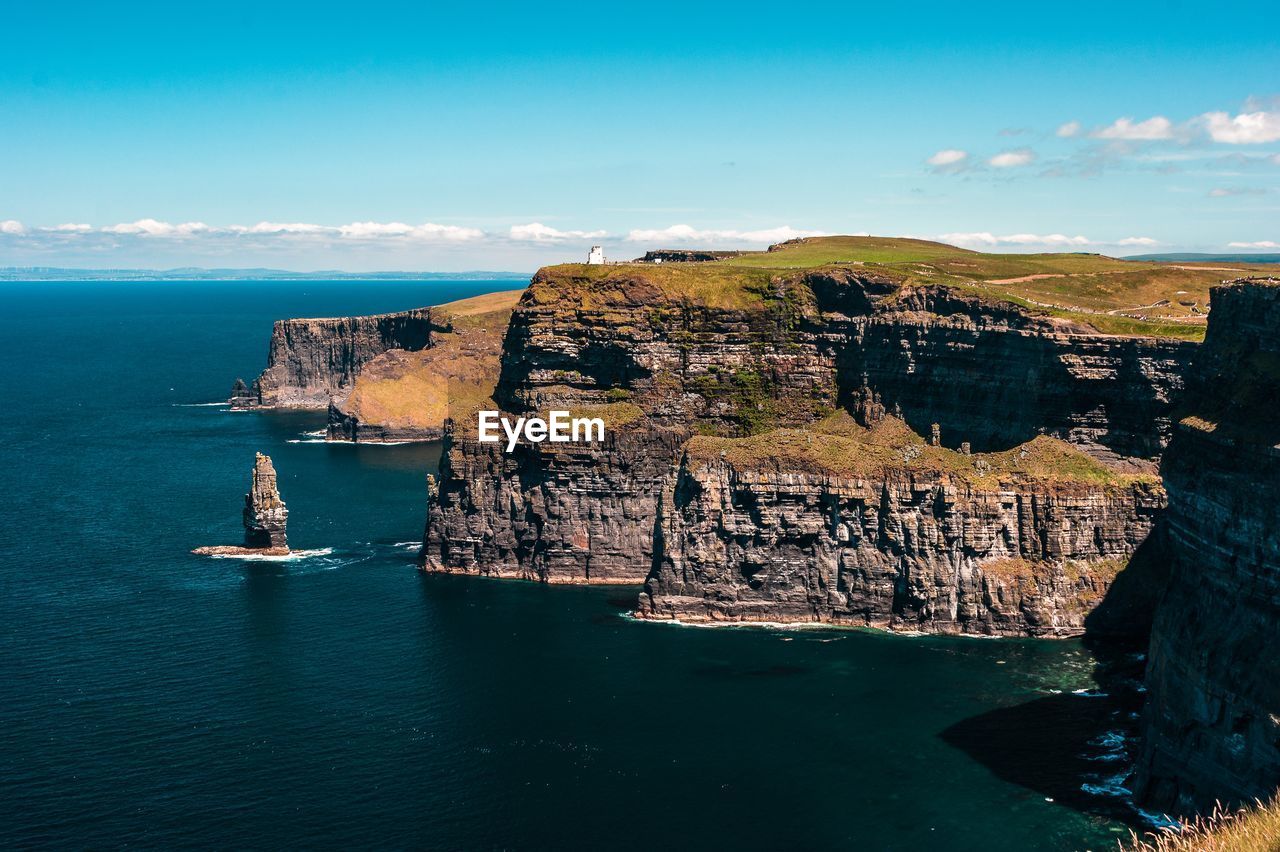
[1123,252,1280,263]
[0,267,532,281]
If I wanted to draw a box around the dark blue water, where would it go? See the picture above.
[0,281,1143,850]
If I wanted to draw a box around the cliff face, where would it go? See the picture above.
[232,308,440,409]
[422,421,687,583]
[637,427,1163,634]
[422,264,1195,605]
[492,269,1191,463]
[1136,279,1280,812]
[845,286,1194,465]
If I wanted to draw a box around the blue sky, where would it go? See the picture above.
[1,0,1277,270]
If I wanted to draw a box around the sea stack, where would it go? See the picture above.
[193,452,289,556]
[243,453,288,550]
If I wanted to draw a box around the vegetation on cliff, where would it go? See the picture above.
[684,411,1157,489]
[334,289,521,437]
[534,236,1272,342]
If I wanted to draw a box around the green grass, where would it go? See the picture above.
[340,290,518,430]
[684,411,1154,488]
[530,263,781,310]
[721,235,977,267]
[528,236,1269,340]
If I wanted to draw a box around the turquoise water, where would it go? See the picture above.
[0,281,1146,849]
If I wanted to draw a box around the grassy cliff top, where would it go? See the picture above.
[537,236,1274,341]
[434,288,524,318]
[685,411,1156,489]
[338,289,517,431]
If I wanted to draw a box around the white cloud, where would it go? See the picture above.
[0,220,26,235]
[1056,121,1081,138]
[336,221,482,241]
[988,148,1037,168]
[88,219,485,240]
[926,149,968,167]
[508,222,608,242]
[231,221,331,235]
[623,224,829,244]
[1209,187,1266,197]
[1200,110,1280,144]
[1090,116,1174,141]
[1228,240,1279,249]
[44,223,93,232]
[103,219,212,236]
[945,232,1158,249]
[940,232,1092,248]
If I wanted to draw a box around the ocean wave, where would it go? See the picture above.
[285,438,328,444]
[172,402,230,407]
[1081,770,1131,798]
[301,429,327,438]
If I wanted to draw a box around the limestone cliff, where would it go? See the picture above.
[637,415,1163,634]
[1135,278,1280,813]
[422,417,686,583]
[231,308,439,409]
[423,261,1195,600]
[843,284,1193,465]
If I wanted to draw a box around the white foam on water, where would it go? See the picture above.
[1136,808,1182,830]
[1081,770,1131,798]
[288,437,413,446]
[301,429,327,438]
[172,402,230,407]
[619,614,877,634]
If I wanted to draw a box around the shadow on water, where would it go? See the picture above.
[940,643,1150,829]
[941,521,1175,830]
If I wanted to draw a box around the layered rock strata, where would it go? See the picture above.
[1135,279,1280,812]
[841,285,1194,465]
[423,264,1194,598]
[194,452,289,556]
[636,417,1163,635]
[243,452,289,549]
[231,308,438,409]
[422,418,686,583]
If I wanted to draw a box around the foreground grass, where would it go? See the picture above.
[1124,796,1280,851]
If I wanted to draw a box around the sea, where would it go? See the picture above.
[0,280,1161,850]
